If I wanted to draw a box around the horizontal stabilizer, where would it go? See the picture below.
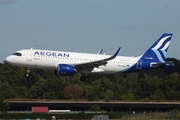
[150,61,174,68]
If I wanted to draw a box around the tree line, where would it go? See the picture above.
[0,58,180,102]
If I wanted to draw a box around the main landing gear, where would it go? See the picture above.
[80,73,90,82]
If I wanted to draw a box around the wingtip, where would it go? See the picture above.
[112,47,121,58]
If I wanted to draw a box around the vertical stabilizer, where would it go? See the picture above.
[141,33,173,62]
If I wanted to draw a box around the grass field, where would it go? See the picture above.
[120,112,180,120]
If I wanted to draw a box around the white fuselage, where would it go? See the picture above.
[5,49,140,74]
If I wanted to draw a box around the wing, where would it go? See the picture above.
[74,47,121,71]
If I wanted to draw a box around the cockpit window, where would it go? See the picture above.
[12,52,22,56]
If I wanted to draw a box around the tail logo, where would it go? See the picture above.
[152,36,171,62]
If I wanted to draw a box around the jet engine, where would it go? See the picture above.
[54,64,75,76]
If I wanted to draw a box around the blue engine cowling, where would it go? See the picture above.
[56,64,75,75]
[164,61,174,67]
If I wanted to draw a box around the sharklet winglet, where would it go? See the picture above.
[111,47,121,59]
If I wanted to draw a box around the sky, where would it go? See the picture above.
[0,0,180,63]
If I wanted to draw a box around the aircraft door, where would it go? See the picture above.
[136,59,142,69]
[72,53,77,62]
[27,50,32,61]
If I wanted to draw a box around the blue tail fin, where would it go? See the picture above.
[141,33,173,62]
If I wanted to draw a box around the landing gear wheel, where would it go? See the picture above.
[80,76,90,82]
[80,73,90,82]
[84,76,89,82]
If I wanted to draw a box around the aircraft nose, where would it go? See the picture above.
[5,56,14,63]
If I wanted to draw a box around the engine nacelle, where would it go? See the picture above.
[56,64,75,76]
[164,61,174,67]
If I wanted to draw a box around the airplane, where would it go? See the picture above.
[5,33,173,82]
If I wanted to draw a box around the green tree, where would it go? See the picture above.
[0,93,9,112]
[0,81,17,99]
[29,79,47,99]
[0,58,180,101]
[164,73,180,100]
[103,90,114,101]
[89,104,100,111]
[43,90,55,99]
[14,86,29,98]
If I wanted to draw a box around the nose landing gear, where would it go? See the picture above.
[26,68,30,77]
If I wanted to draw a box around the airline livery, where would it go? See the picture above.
[5,33,173,82]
